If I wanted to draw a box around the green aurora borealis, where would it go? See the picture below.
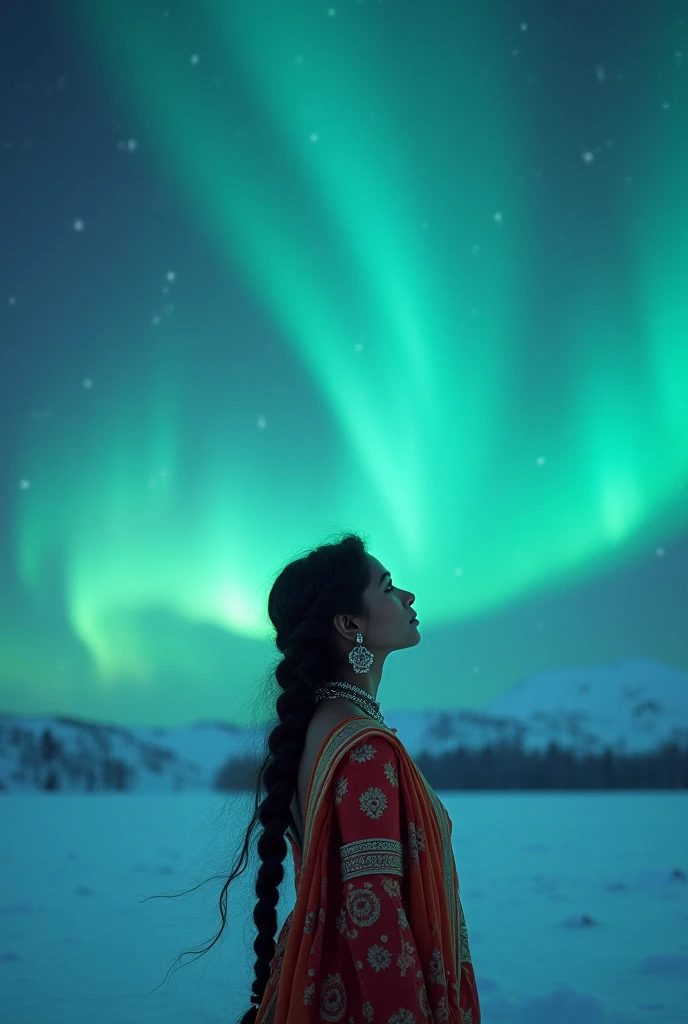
[2,1,687,728]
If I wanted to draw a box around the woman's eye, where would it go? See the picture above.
[386,582,394,592]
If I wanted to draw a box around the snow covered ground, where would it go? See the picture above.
[2,658,686,1020]
[1,788,686,1023]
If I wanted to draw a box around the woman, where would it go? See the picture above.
[149,533,481,1022]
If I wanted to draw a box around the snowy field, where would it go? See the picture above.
[1,790,686,1024]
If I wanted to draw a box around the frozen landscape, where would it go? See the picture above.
[1,659,687,1023]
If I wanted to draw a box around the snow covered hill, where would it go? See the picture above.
[0,659,685,793]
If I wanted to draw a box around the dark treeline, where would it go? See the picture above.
[215,738,688,792]
[412,739,688,790]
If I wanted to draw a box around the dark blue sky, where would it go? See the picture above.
[1,0,686,727]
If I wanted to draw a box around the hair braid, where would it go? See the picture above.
[246,645,322,1004]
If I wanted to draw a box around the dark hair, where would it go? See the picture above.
[141,531,371,1020]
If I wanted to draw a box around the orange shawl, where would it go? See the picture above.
[254,715,479,1022]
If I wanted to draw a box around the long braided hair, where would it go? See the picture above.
[142,531,372,1019]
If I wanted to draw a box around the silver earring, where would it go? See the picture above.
[349,631,374,674]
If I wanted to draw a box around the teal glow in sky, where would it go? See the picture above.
[1,1,686,728]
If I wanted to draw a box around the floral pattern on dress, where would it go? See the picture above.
[264,729,481,1023]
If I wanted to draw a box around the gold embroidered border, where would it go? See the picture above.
[340,837,404,881]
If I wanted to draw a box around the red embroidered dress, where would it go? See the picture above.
[255,718,481,1023]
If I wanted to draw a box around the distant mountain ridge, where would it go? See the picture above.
[0,658,685,793]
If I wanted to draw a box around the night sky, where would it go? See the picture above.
[1,0,686,729]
